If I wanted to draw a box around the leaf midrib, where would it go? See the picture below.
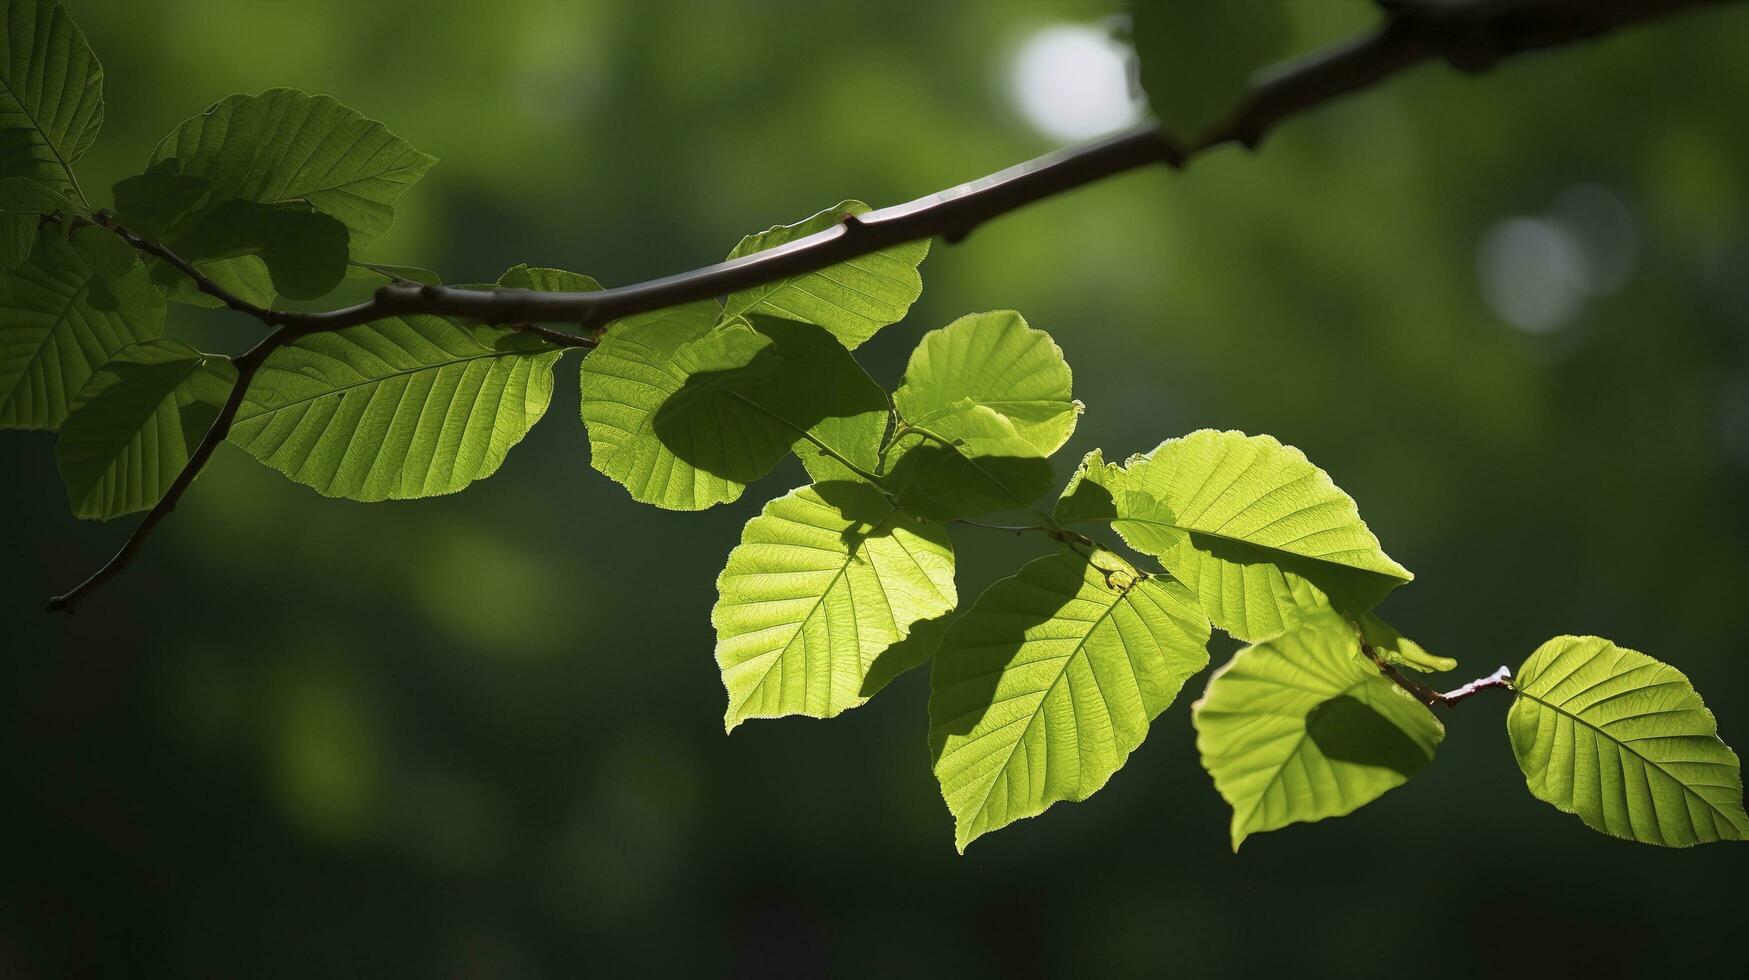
[0,69,87,205]
[234,345,550,423]
[734,502,903,712]
[958,571,1140,835]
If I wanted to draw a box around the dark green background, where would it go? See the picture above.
[5,1,1747,975]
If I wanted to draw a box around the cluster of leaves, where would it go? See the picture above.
[3,0,1745,852]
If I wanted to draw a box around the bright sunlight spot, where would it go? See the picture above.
[1009,24,1143,143]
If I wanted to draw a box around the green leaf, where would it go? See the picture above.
[887,404,1057,520]
[1362,611,1457,674]
[861,610,958,700]
[229,318,562,502]
[157,254,275,310]
[161,198,349,300]
[1508,636,1749,847]
[882,310,1075,520]
[1055,431,1412,642]
[0,174,84,215]
[1128,2,1291,140]
[0,225,164,429]
[0,211,31,268]
[145,88,434,245]
[714,481,957,731]
[226,263,588,499]
[930,549,1210,851]
[0,0,103,201]
[581,310,888,510]
[494,264,599,294]
[55,338,236,519]
[902,309,1077,451]
[111,166,208,238]
[722,199,928,349]
[347,260,440,286]
[124,89,434,305]
[894,310,1079,456]
[1193,611,1444,850]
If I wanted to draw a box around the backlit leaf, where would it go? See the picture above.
[1056,431,1412,642]
[145,88,434,245]
[894,310,1078,456]
[162,198,348,300]
[885,311,1074,519]
[0,0,103,200]
[581,310,888,510]
[226,265,576,500]
[722,199,928,349]
[0,225,164,429]
[930,549,1210,851]
[887,404,1056,520]
[1193,611,1444,849]
[714,481,956,730]
[56,338,235,519]
[1509,635,1748,846]
[128,89,434,303]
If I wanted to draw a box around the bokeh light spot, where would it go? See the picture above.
[1009,25,1143,143]
[1477,216,1588,333]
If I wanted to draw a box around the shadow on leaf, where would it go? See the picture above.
[862,609,959,699]
[1306,694,1434,778]
[927,551,1096,766]
[652,316,885,485]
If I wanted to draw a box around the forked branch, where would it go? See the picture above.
[47,0,1736,611]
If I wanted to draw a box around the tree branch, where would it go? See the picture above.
[47,0,1736,611]
[263,0,1735,332]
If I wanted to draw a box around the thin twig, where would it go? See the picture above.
[46,0,1735,611]
[1437,665,1515,704]
[1359,626,1515,709]
[90,211,287,324]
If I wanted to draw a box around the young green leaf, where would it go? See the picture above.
[1508,636,1748,846]
[1361,610,1457,674]
[714,481,956,731]
[1055,432,1412,642]
[581,311,889,510]
[886,404,1056,520]
[893,310,1078,457]
[144,88,434,245]
[722,200,928,349]
[1,226,164,429]
[930,549,1210,851]
[883,311,1076,519]
[56,339,236,519]
[162,198,349,300]
[1193,611,1444,850]
[0,0,103,203]
[229,316,561,501]
[120,89,434,304]
[494,264,599,294]
[227,263,588,500]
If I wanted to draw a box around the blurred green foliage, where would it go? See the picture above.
[4,0,1748,975]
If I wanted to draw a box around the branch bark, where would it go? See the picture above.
[46,0,1737,611]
